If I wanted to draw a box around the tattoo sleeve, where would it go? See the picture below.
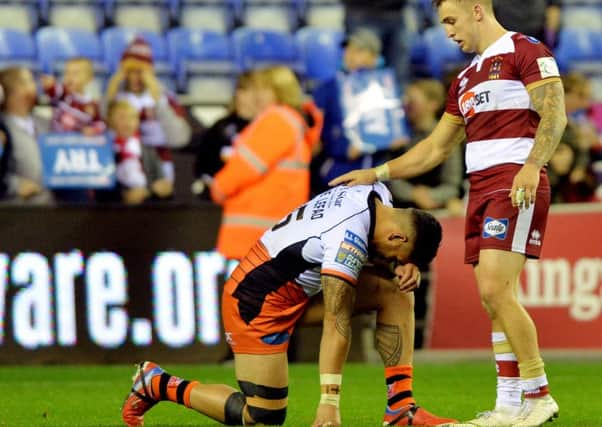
[322,275,356,340]
[527,80,568,167]
[375,323,402,367]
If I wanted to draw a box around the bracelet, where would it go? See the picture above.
[320,393,341,408]
[374,163,391,181]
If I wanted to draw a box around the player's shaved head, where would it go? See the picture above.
[432,0,493,11]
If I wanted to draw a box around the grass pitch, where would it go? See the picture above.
[1,361,600,426]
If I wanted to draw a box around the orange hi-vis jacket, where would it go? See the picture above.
[210,102,323,259]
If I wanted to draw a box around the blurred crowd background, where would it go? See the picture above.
[0,0,600,213]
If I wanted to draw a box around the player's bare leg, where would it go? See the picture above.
[465,249,558,426]
[122,352,289,426]
[303,271,457,426]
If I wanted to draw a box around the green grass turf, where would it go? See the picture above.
[0,361,600,426]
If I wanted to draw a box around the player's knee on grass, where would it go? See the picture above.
[239,380,288,426]
[224,392,246,425]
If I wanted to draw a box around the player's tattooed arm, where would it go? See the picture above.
[318,275,357,373]
[527,80,567,167]
[375,323,402,367]
[322,275,356,340]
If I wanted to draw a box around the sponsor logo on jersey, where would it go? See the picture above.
[459,90,491,119]
[525,35,541,44]
[529,229,542,246]
[482,217,509,240]
[335,231,368,274]
[537,57,560,79]
[489,56,503,80]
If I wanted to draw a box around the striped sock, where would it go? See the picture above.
[492,332,522,409]
[385,365,416,412]
[150,372,199,408]
[519,358,550,399]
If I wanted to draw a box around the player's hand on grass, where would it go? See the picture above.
[329,168,377,187]
[509,162,540,210]
[395,263,421,293]
[312,403,341,427]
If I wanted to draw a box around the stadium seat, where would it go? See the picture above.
[231,27,299,72]
[176,0,236,32]
[562,5,602,31]
[295,27,342,87]
[555,28,602,74]
[302,0,344,30]
[0,1,39,33]
[241,0,298,33]
[421,25,469,79]
[35,27,103,74]
[0,29,37,69]
[47,1,104,32]
[167,28,234,93]
[107,0,170,33]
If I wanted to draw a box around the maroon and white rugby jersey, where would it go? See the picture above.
[444,32,561,174]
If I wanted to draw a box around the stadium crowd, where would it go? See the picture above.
[0,1,600,211]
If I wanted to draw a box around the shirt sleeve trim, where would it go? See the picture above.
[321,269,358,287]
[526,77,562,92]
[442,112,465,125]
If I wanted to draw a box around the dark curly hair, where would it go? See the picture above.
[409,209,443,269]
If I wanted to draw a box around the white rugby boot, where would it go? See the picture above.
[513,395,559,426]
[449,405,522,426]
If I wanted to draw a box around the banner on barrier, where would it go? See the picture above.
[0,205,229,363]
[39,133,116,189]
[428,207,602,349]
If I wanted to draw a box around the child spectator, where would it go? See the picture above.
[105,37,191,184]
[107,100,173,205]
[0,67,52,204]
[40,57,105,135]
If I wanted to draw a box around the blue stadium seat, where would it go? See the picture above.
[295,27,342,86]
[106,0,170,33]
[0,29,37,69]
[555,28,602,74]
[421,26,469,79]
[241,0,299,33]
[174,0,237,32]
[35,27,103,74]
[300,0,344,30]
[562,5,602,31]
[101,27,171,77]
[231,27,299,72]
[46,1,105,32]
[167,28,234,91]
[0,1,39,32]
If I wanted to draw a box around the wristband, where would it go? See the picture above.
[320,393,341,407]
[374,163,390,181]
[320,374,342,386]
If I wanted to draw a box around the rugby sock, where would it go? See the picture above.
[492,332,522,409]
[519,357,550,399]
[385,365,416,411]
[150,372,199,408]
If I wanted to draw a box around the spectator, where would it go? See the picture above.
[562,72,597,191]
[193,71,256,186]
[0,67,52,204]
[494,0,561,47]
[0,115,12,199]
[312,28,405,193]
[210,66,323,260]
[387,79,464,214]
[105,36,191,184]
[107,99,173,205]
[548,129,596,203]
[343,0,412,86]
[40,57,105,135]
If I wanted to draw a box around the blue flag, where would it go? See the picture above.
[337,68,410,154]
[39,133,116,189]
